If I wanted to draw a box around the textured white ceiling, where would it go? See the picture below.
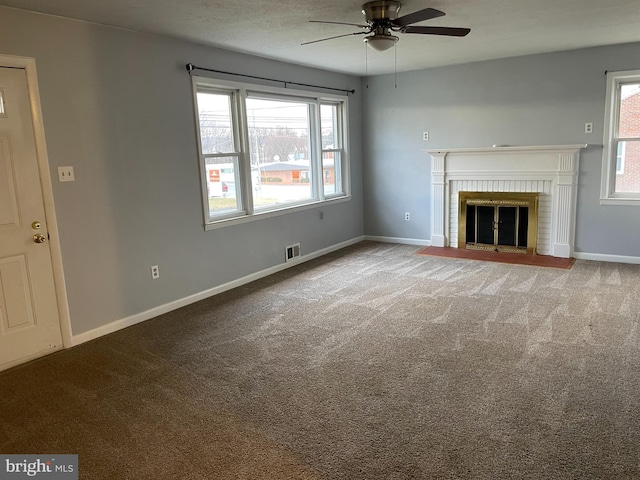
[2,0,640,76]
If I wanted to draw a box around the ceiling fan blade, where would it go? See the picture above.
[301,31,367,46]
[310,20,368,28]
[392,8,445,27]
[402,26,471,37]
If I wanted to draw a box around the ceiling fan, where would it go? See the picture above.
[302,1,470,52]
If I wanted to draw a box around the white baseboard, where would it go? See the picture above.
[364,235,430,246]
[574,252,640,264]
[72,236,365,346]
[70,237,639,346]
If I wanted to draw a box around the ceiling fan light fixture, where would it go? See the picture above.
[364,34,398,51]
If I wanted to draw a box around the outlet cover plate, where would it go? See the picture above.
[58,166,75,182]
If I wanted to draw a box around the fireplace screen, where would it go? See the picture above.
[458,192,539,254]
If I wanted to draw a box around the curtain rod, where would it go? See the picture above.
[185,63,355,95]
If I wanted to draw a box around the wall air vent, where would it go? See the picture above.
[285,243,301,262]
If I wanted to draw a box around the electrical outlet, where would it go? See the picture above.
[58,166,75,182]
[585,122,593,134]
[422,131,429,141]
[151,265,159,279]
[405,212,411,221]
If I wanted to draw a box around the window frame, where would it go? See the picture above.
[191,76,350,229]
[245,93,319,212]
[320,102,346,198]
[600,69,640,205]
[194,86,247,221]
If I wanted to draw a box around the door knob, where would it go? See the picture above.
[33,234,47,244]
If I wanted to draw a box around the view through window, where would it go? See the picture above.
[246,97,313,210]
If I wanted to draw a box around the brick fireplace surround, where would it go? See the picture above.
[427,145,587,258]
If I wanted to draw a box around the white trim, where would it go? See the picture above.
[72,236,365,345]
[61,233,640,346]
[574,251,640,265]
[0,54,73,349]
[427,145,586,258]
[427,145,588,155]
[364,235,430,246]
[599,197,640,206]
[204,195,351,230]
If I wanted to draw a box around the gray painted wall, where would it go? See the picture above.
[0,7,363,335]
[362,44,640,257]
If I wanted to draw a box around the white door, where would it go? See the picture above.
[0,66,62,368]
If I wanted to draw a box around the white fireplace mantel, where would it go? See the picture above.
[427,145,587,258]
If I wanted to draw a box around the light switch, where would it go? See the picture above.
[58,166,75,182]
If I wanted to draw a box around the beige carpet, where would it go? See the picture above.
[1,241,639,479]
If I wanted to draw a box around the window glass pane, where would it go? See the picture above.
[205,157,240,217]
[614,140,640,193]
[321,104,338,149]
[617,83,640,138]
[616,142,625,174]
[246,98,313,209]
[323,151,339,195]
[197,91,235,154]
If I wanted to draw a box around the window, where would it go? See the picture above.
[192,78,349,227]
[320,103,344,197]
[195,88,243,220]
[601,70,640,204]
[246,96,313,210]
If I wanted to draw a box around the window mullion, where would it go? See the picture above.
[338,102,348,196]
[610,81,620,193]
[203,153,241,159]
[311,102,323,201]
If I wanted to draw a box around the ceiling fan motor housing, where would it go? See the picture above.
[362,0,401,23]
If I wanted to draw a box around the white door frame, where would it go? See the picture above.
[0,54,73,358]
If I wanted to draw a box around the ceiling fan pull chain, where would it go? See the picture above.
[365,42,369,88]
[394,42,397,89]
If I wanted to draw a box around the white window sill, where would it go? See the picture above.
[600,197,640,206]
[204,195,351,231]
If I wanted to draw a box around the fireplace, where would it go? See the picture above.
[427,145,587,258]
[458,191,539,254]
